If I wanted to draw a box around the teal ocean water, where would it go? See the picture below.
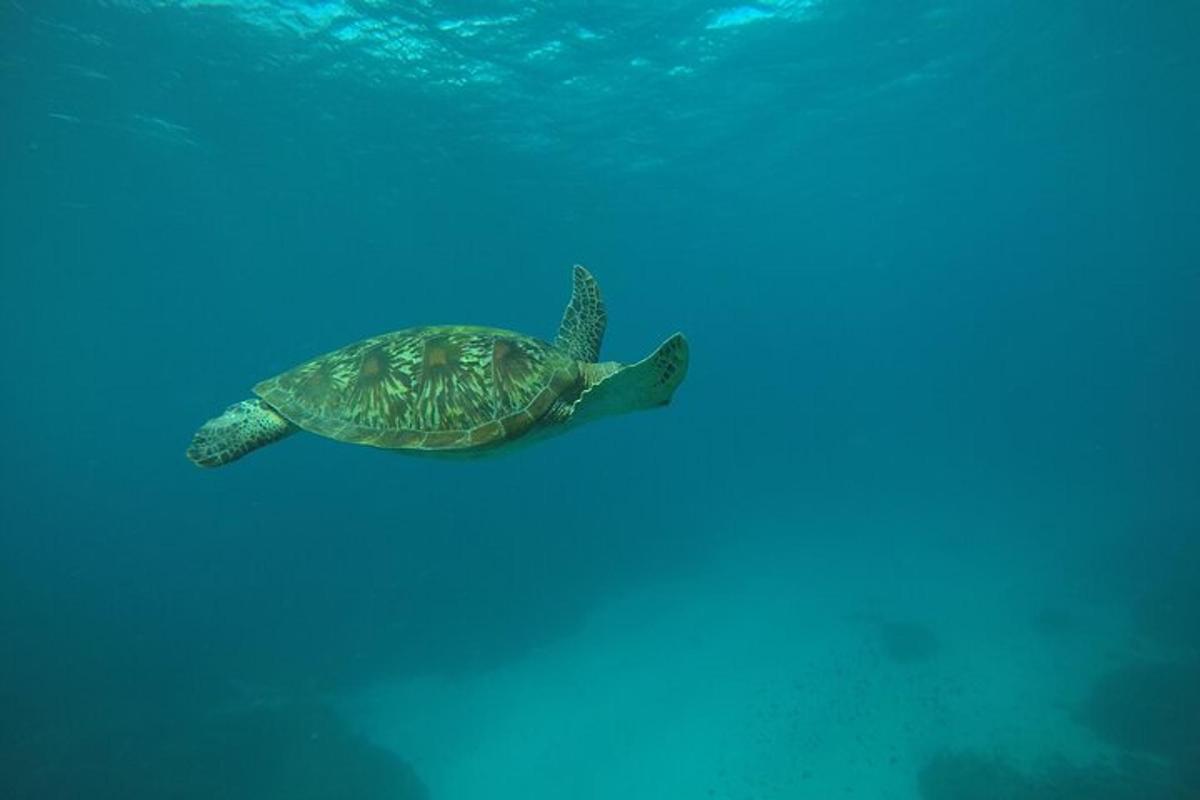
[2,2,1198,798]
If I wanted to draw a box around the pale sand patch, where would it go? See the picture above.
[340,537,1122,800]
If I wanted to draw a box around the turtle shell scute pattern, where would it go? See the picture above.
[254,326,581,451]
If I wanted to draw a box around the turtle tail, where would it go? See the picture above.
[187,398,297,468]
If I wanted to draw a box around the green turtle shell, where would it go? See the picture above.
[254,325,582,452]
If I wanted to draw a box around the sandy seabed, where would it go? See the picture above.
[339,533,1128,800]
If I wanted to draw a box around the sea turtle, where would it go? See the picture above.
[186,266,688,467]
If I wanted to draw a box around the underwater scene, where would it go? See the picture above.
[2,1,1198,798]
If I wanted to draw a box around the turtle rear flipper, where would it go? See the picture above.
[555,265,607,362]
[187,398,296,468]
[572,333,688,424]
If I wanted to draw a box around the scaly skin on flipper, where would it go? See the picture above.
[571,333,689,425]
[554,265,606,362]
[186,398,297,467]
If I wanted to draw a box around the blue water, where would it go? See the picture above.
[3,2,1199,798]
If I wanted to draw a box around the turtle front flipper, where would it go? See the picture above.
[571,333,689,425]
[187,398,297,468]
[554,265,607,362]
